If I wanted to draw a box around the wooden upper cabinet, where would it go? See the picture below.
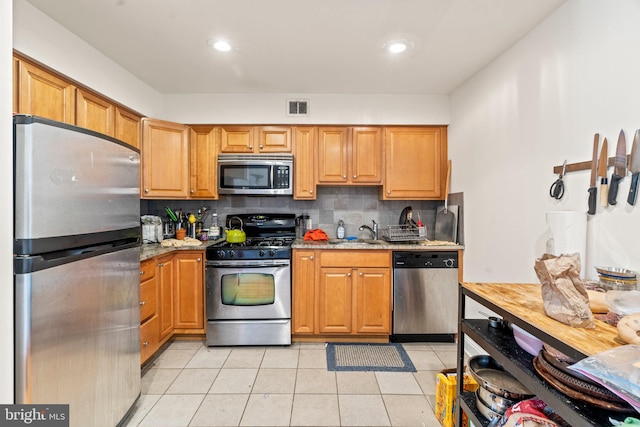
[141,118,190,199]
[115,108,142,150]
[17,59,76,124]
[258,126,292,152]
[351,127,383,183]
[13,57,19,114]
[293,127,317,200]
[76,88,115,136]
[317,127,349,183]
[219,126,292,153]
[382,126,447,200]
[317,126,382,185]
[189,126,218,199]
[219,126,255,153]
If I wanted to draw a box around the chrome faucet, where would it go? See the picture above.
[359,220,378,240]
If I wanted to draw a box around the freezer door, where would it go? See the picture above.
[14,116,140,253]
[15,246,141,427]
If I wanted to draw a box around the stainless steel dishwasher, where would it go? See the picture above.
[391,251,459,342]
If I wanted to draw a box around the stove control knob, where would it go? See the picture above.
[269,249,277,257]
[259,250,266,257]
[216,250,226,258]
[229,250,236,258]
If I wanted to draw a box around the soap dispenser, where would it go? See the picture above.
[337,220,345,239]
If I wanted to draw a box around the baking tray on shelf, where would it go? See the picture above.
[380,224,427,242]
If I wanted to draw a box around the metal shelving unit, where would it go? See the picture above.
[456,284,630,427]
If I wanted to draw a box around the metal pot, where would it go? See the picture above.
[477,384,517,414]
[226,217,246,243]
[468,355,534,400]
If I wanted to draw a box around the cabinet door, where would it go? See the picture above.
[382,127,446,199]
[292,250,316,334]
[141,118,190,198]
[17,60,76,124]
[293,127,317,200]
[259,126,292,152]
[317,127,349,183]
[351,127,382,184]
[157,255,175,340]
[75,88,115,136]
[317,268,352,334]
[190,126,218,199]
[174,252,204,330]
[140,315,160,364]
[115,108,142,150]
[219,126,255,153]
[355,268,391,334]
[13,57,19,114]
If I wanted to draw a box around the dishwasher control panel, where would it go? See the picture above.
[392,251,458,269]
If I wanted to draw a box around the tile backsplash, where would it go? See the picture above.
[141,187,464,243]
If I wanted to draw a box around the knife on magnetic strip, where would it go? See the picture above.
[608,129,627,205]
[587,133,599,215]
[598,137,609,207]
[627,129,640,205]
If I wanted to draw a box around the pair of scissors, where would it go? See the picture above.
[550,160,566,199]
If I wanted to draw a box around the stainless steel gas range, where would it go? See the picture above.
[205,213,295,346]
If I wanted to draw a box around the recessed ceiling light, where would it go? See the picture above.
[207,39,231,52]
[384,39,413,54]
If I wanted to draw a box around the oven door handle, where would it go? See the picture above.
[206,260,290,268]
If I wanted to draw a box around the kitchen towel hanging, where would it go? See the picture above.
[546,211,587,274]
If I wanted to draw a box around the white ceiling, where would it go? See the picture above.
[24,0,566,95]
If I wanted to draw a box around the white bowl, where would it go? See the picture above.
[512,324,543,356]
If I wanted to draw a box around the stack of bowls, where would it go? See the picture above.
[595,267,637,291]
[468,355,535,422]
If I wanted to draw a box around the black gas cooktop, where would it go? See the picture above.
[206,213,295,261]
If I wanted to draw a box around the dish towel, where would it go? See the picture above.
[304,229,329,241]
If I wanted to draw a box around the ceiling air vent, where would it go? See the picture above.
[287,99,309,116]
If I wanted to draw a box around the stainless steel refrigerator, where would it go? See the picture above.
[13,115,141,427]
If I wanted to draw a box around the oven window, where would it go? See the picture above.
[219,165,271,189]
[220,273,275,306]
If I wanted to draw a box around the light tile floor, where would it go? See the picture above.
[123,340,459,427]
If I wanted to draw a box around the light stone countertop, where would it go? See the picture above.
[140,237,464,261]
[292,238,464,251]
[140,238,223,261]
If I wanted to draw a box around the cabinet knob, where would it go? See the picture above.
[140,301,146,306]
[387,190,391,194]
[309,255,314,260]
[309,190,313,194]
[359,272,363,276]
[143,341,149,347]
[191,189,195,193]
[158,263,164,267]
[259,145,263,149]
[144,188,149,193]
[343,175,347,179]
[348,272,352,277]
[353,175,357,179]
[140,270,144,275]
[197,258,201,262]
[249,145,253,149]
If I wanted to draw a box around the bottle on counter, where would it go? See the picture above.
[337,219,345,239]
[209,213,220,239]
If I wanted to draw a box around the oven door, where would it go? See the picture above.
[206,260,291,320]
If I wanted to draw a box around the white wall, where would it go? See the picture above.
[13,0,163,117]
[1,0,14,405]
[450,0,640,318]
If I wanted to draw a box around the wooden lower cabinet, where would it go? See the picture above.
[140,259,160,364]
[174,251,204,331]
[292,249,391,341]
[141,250,205,365]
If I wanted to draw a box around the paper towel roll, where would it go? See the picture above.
[546,211,587,271]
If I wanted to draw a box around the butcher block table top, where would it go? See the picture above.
[462,282,621,357]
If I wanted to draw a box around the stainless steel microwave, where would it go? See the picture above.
[218,154,293,195]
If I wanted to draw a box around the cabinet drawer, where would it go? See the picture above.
[140,278,157,322]
[320,251,390,268]
[140,315,160,364]
[140,259,155,281]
